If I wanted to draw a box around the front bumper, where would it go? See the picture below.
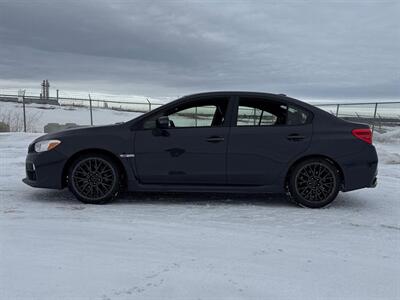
[22,149,68,189]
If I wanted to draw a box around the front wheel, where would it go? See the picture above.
[288,158,340,208]
[68,154,120,204]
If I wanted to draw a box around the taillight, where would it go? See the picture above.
[352,128,372,144]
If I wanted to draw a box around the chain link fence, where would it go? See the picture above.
[0,93,399,133]
[315,102,400,132]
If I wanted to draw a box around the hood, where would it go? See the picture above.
[32,123,125,143]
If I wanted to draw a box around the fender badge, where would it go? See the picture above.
[119,154,135,158]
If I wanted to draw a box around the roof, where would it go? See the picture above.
[181,91,286,99]
[179,91,312,107]
[178,91,320,113]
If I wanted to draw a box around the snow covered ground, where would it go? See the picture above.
[0,101,142,132]
[0,130,399,299]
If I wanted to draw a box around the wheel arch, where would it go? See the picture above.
[285,154,345,190]
[62,148,128,188]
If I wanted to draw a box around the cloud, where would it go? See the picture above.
[0,0,399,99]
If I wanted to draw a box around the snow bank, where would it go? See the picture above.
[377,145,400,165]
[374,128,400,165]
[374,127,400,144]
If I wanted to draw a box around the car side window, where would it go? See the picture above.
[236,97,309,126]
[142,98,229,129]
[168,105,219,128]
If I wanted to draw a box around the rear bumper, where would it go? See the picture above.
[23,150,68,189]
[337,145,378,192]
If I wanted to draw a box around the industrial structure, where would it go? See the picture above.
[0,80,61,105]
[40,80,50,100]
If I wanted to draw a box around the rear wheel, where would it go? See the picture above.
[68,154,120,204]
[288,158,340,208]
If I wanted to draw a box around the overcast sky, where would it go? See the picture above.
[0,0,399,100]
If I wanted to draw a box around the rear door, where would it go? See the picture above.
[134,97,231,184]
[227,96,312,187]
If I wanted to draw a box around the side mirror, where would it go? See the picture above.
[156,116,170,129]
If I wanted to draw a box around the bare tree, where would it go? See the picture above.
[0,106,43,132]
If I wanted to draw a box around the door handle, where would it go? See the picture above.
[287,134,306,141]
[206,136,225,143]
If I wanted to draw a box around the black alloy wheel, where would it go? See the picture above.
[68,154,120,204]
[288,158,340,208]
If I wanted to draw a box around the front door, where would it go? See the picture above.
[134,97,231,184]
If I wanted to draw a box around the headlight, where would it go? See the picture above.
[34,140,61,152]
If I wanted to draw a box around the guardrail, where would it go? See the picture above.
[1,93,399,133]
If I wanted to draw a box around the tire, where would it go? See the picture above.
[288,158,340,208]
[68,153,120,204]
